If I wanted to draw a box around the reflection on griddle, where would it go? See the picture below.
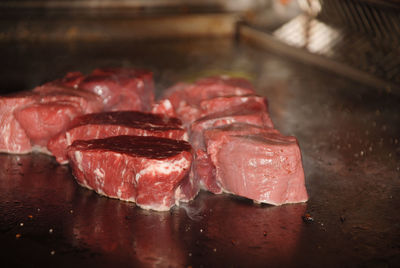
[69,190,187,267]
[196,194,307,266]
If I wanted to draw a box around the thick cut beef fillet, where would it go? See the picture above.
[204,123,280,153]
[15,102,83,148]
[13,85,103,153]
[48,111,187,164]
[0,92,37,154]
[190,102,274,150]
[79,68,154,111]
[165,76,255,107]
[0,86,103,154]
[189,103,274,194]
[207,132,308,205]
[195,123,279,193]
[67,135,198,211]
[162,76,256,126]
[198,94,268,118]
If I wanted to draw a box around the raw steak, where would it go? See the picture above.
[198,94,268,118]
[164,76,255,107]
[79,68,154,111]
[67,135,198,211]
[48,111,187,164]
[189,102,274,150]
[162,76,256,126]
[0,86,103,154]
[0,92,37,154]
[15,102,83,148]
[195,123,279,194]
[207,132,308,205]
[14,85,103,153]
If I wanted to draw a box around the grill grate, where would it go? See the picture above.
[316,0,400,43]
[271,0,400,86]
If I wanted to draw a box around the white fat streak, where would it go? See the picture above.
[162,99,172,110]
[174,186,183,204]
[137,200,172,211]
[249,159,257,167]
[241,96,249,103]
[135,157,189,184]
[182,132,189,141]
[66,132,71,145]
[94,168,105,178]
[94,168,105,189]
[74,151,83,171]
[249,158,272,167]
[32,145,52,155]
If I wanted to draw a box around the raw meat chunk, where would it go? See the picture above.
[15,102,83,148]
[79,68,154,111]
[195,123,279,194]
[33,85,104,114]
[164,76,255,107]
[48,111,187,164]
[67,135,198,211]
[13,85,103,153]
[162,76,256,126]
[190,102,274,150]
[0,92,37,154]
[0,86,103,154]
[198,94,268,118]
[208,132,308,205]
[204,123,280,153]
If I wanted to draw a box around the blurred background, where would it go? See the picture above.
[0,0,399,94]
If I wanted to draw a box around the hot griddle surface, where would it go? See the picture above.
[0,39,399,267]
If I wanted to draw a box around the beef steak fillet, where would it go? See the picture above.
[67,135,198,211]
[162,76,256,126]
[14,85,103,151]
[79,68,154,112]
[48,111,187,164]
[207,132,308,205]
[0,86,103,154]
[189,102,274,150]
[0,92,37,154]
[194,123,280,193]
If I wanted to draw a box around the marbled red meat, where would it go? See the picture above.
[198,94,269,117]
[67,135,198,211]
[162,76,256,126]
[32,85,104,114]
[15,102,83,148]
[0,86,103,154]
[0,92,37,154]
[207,132,308,205]
[48,111,187,164]
[79,68,154,111]
[189,102,274,150]
[195,123,279,194]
